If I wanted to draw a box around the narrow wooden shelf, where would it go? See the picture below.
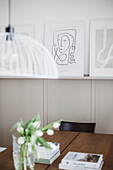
[0,75,113,80]
[58,75,113,80]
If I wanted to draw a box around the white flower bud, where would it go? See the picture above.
[49,143,57,150]
[17,127,24,134]
[35,130,43,137]
[47,129,54,136]
[17,137,25,144]
[53,122,60,129]
[32,121,40,128]
[17,122,21,127]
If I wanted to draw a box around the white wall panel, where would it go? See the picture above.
[0,79,43,146]
[96,80,113,134]
[47,80,91,123]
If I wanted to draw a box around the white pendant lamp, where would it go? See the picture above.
[0,0,58,78]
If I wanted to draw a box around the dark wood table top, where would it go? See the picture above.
[47,132,113,170]
[0,131,113,170]
[0,131,79,170]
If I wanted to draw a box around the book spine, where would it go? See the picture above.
[38,148,60,159]
[59,161,103,170]
[36,151,60,164]
[61,159,102,169]
[59,163,101,170]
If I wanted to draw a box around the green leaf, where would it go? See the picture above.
[30,127,38,135]
[20,120,24,128]
[32,144,37,157]
[41,119,63,132]
[24,119,32,129]
[41,123,53,132]
[36,137,51,149]
[26,136,31,143]
[24,114,40,130]
[10,122,21,132]
[20,144,25,157]
[58,119,63,123]
[32,114,40,122]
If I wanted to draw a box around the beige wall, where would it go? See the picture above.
[0,0,113,147]
[0,79,44,146]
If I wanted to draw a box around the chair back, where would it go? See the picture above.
[59,121,96,133]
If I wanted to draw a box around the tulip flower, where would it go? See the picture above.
[32,121,40,128]
[17,127,24,134]
[17,137,25,144]
[47,129,54,135]
[53,122,60,128]
[35,130,43,137]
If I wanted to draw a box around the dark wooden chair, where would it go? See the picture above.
[59,121,96,133]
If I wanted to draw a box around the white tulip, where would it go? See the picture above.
[17,127,24,134]
[17,122,21,127]
[35,130,43,137]
[32,121,40,128]
[49,142,57,150]
[53,122,60,129]
[47,129,54,136]
[17,137,25,144]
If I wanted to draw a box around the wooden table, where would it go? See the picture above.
[0,131,113,170]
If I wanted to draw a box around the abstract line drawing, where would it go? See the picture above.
[97,28,113,68]
[45,21,84,77]
[90,20,113,77]
[52,29,76,66]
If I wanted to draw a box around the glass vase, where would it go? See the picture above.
[12,134,35,170]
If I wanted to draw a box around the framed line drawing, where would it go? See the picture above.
[45,21,84,78]
[90,19,113,77]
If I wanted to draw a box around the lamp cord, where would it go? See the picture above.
[8,0,11,26]
[5,0,14,34]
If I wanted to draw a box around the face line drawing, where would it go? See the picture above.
[52,29,76,66]
[57,34,70,53]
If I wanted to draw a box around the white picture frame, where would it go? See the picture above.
[45,21,84,78]
[90,19,113,78]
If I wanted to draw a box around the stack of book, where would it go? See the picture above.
[59,152,104,170]
[35,142,60,164]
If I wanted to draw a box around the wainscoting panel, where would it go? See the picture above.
[47,80,91,123]
[0,79,113,147]
[0,79,43,147]
[95,80,113,134]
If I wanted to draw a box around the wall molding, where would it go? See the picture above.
[90,80,96,122]
[43,79,48,126]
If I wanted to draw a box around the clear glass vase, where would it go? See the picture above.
[12,134,35,170]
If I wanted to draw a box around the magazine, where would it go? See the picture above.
[61,152,103,169]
